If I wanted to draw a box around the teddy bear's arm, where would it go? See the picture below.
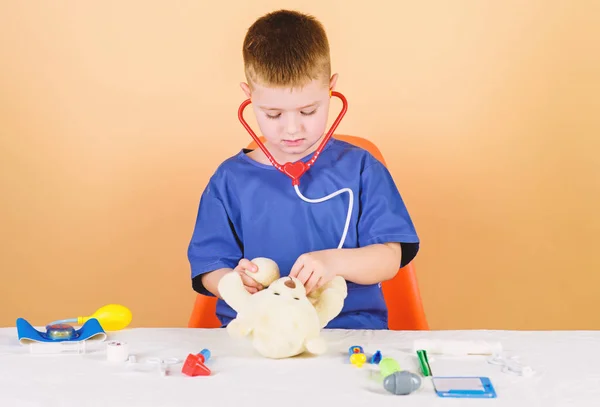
[312,276,348,328]
[217,271,252,313]
[226,317,254,338]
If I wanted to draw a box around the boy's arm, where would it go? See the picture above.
[194,260,265,298]
[290,242,408,293]
[195,268,232,298]
[291,157,420,294]
[189,171,262,297]
[331,242,403,284]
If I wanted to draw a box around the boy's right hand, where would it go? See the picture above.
[234,259,263,294]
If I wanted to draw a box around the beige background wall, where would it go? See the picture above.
[1,1,598,330]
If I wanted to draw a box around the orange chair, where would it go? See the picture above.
[188,135,429,330]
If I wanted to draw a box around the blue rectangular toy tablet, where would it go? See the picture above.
[432,377,497,398]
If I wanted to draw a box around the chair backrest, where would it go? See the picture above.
[188,135,429,330]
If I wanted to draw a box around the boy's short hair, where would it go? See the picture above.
[242,9,331,88]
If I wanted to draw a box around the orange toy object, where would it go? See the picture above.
[188,135,428,331]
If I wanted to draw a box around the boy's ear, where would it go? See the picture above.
[329,74,339,93]
[240,82,252,99]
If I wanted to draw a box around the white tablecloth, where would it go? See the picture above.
[0,327,598,406]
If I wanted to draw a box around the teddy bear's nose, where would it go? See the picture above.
[284,277,296,289]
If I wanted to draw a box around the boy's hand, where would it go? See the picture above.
[234,258,264,294]
[289,250,336,295]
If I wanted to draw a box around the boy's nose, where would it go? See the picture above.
[285,115,299,136]
[286,125,299,136]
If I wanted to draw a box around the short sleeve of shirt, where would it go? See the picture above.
[358,160,420,251]
[187,178,242,296]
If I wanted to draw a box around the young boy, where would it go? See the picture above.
[188,9,419,330]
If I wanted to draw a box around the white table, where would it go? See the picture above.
[0,327,598,406]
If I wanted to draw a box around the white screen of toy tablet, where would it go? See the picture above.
[432,378,485,392]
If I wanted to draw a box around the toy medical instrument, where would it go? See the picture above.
[379,357,401,379]
[146,357,182,376]
[122,355,182,376]
[412,339,502,356]
[239,91,348,186]
[371,350,382,364]
[349,345,363,354]
[416,349,432,376]
[106,340,130,362]
[350,352,367,367]
[16,317,106,354]
[17,317,106,343]
[348,345,367,367]
[48,304,132,331]
[488,353,534,377]
[383,371,422,396]
[238,91,353,250]
[46,324,76,340]
[432,377,497,398]
[182,349,212,376]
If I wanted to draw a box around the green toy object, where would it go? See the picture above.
[379,357,401,378]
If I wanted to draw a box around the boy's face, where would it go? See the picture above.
[241,74,338,163]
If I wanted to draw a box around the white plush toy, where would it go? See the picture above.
[217,257,347,359]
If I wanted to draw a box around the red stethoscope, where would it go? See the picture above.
[237,91,348,186]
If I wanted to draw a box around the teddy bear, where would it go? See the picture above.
[217,257,348,359]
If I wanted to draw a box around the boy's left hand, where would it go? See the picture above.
[289,250,336,295]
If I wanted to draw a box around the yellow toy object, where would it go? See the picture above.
[350,352,367,367]
[49,304,132,331]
